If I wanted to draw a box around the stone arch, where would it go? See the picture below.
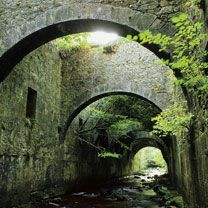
[0,2,175,82]
[128,131,170,174]
[129,131,169,164]
[68,91,161,126]
[59,40,178,141]
[61,90,162,142]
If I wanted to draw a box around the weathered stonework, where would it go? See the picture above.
[0,43,124,207]
[168,92,208,208]
[129,131,169,160]
[122,130,170,176]
[0,0,181,81]
[0,1,208,208]
[190,94,208,207]
[0,34,207,208]
[0,38,179,207]
[0,43,63,206]
[59,39,178,141]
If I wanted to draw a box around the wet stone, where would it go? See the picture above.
[39,169,186,208]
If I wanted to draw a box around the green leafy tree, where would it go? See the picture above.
[76,95,159,158]
[128,11,208,137]
[138,13,208,92]
[55,33,91,49]
[151,102,193,137]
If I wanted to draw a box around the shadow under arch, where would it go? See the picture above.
[0,19,170,83]
[61,91,161,142]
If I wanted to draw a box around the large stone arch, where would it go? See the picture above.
[67,91,161,127]
[0,1,179,82]
[59,40,179,141]
[118,130,170,177]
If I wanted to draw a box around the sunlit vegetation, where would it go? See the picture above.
[75,95,160,158]
[129,11,208,137]
[131,147,167,173]
[55,33,91,49]
[55,31,119,50]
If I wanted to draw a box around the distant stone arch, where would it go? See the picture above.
[129,131,169,164]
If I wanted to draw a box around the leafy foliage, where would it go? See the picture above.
[128,11,207,137]
[55,33,91,49]
[76,95,159,158]
[107,120,143,138]
[98,151,121,159]
[184,0,203,8]
[138,13,208,92]
[152,102,193,137]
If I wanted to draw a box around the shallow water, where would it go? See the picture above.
[41,168,172,208]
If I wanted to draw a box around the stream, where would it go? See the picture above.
[40,168,186,208]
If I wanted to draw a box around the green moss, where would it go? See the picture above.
[165,196,187,208]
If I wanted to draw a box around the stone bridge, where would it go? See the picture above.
[59,40,176,141]
[128,130,171,174]
[130,131,169,160]
[0,0,179,81]
[0,1,208,208]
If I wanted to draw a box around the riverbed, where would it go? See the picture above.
[40,168,186,208]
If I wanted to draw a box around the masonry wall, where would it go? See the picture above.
[0,35,207,208]
[64,119,123,189]
[170,93,208,208]
[0,43,63,206]
[0,0,208,207]
[0,43,125,207]
[0,0,181,58]
[193,94,208,208]
[59,39,175,142]
[171,135,196,205]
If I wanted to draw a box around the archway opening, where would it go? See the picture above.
[55,32,173,141]
[0,4,190,206]
[55,94,185,208]
[67,94,161,161]
[0,17,170,83]
[0,28,184,207]
[131,147,168,177]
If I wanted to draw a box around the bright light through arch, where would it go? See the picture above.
[87,31,119,45]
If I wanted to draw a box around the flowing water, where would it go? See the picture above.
[40,168,183,208]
